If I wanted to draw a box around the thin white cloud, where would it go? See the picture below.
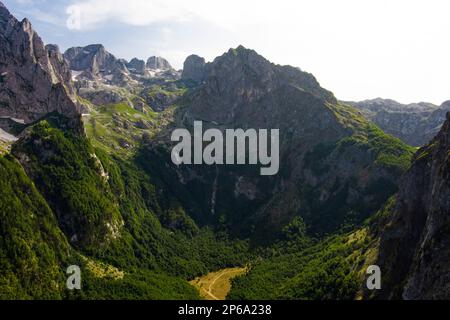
[65,0,281,31]
[66,0,194,30]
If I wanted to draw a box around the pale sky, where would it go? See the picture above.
[3,0,450,105]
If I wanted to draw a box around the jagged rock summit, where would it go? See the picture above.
[126,58,146,75]
[64,45,179,86]
[181,54,206,83]
[186,45,336,125]
[64,44,127,76]
[146,56,172,70]
[63,44,182,108]
[0,1,80,132]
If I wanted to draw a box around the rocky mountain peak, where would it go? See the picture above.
[441,100,450,109]
[127,58,146,75]
[0,2,14,26]
[187,46,336,125]
[63,44,182,108]
[146,56,172,70]
[85,43,106,52]
[210,45,271,74]
[0,2,80,132]
[181,54,206,82]
[64,44,119,76]
[64,45,180,88]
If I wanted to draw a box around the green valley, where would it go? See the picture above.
[1,0,449,301]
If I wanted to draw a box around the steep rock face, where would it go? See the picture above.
[45,44,76,95]
[64,44,133,88]
[182,54,206,83]
[348,98,450,146]
[146,56,172,70]
[126,58,146,75]
[64,44,124,76]
[64,46,178,83]
[0,3,80,130]
[145,46,414,242]
[64,45,182,109]
[187,46,336,125]
[374,112,450,299]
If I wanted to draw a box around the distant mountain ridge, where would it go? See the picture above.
[63,44,179,86]
[62,44,185,112]
[346,98,450,146]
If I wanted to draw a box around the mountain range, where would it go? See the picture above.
[0,1,449,300]
[347,98,450,147]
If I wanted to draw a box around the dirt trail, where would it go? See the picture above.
[190,267,247,300]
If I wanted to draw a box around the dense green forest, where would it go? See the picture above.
[228,216,382,300]
[1,115,249,299]
[1,0,448,301]
[0,110,414,300]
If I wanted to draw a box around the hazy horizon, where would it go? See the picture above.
[3,0,450,105]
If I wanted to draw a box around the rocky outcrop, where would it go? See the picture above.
[0,2,80,131]
[348,98,450,146]
[374,112,450,300]
[64,44,134,87]
[46,44,76,95]
[182,54,206,82]
[146,56,172,70]
[79,89,125,106]
[64,45,182,108]
[187,46,336,125]
[64,44,123,76]
[141,90,178,112]
[65,46,177,81]
[126,58,146,75]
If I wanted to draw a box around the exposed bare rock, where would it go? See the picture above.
[146,56,172,71]
[374,112,450,299]
[64,44,121,76]
[0,3,81,131]
[141,87,180,112]
[79,89,125,106]
[187,45,336,124]
[126,58,146,75]
[347,98,450,146]
[182,54,206,83]
[131,97,150,113]
[46,44,76,95]
[64,44,137,88]
[63,45,182,110]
